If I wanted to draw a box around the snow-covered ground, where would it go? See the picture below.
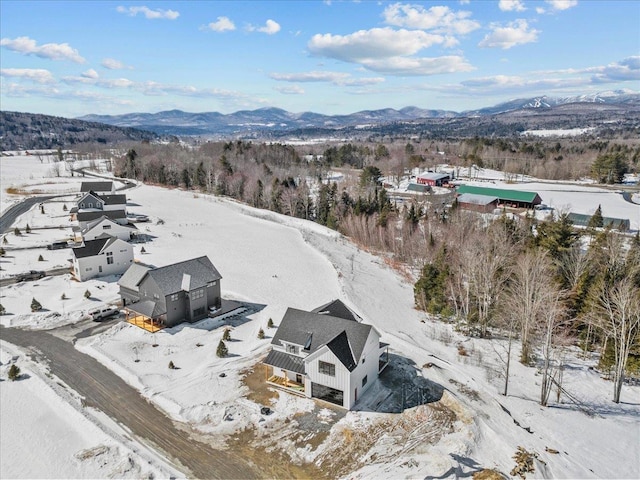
[1,153,639,478]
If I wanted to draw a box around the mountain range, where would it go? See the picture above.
[78,90,640,137]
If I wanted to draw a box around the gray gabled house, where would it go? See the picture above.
[264,300,389,409]
[118,256,222,328]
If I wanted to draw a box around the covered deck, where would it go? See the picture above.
[124,300,165,332]
[379,342,390,373]
[266,372,305,395]
[263,350,306,396]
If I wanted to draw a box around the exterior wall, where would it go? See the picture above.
[77,193,102,210]
[73,241,134,281]
[206,281,221,309]
[164,291,186,326]
[348,330,382,408]
[458,201,498,214]
[119,286,141,305]
[305,347,351,408]
[186,287,208,322]
[84,220,133,241]
[138,276,168,319]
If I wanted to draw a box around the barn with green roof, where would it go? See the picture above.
[455,185,542,209]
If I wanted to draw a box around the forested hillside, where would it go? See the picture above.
[0,111,158,151]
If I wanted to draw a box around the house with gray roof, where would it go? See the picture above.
[118,256,222,327]
[80,181,115,195]
[71,236,134,281]
[263,300,389,409]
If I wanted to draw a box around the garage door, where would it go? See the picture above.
[311,382,344,407]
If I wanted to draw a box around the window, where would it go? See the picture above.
[362,375,368,387]
[153,294,159,300]
[191,289,204,300]
[286,344,299,355]
[170,293,179,301]
[88,203,93,208]
[99,266,102,273]
[207,281,217,287]
[103,225,111,230]
[106,251,114,265]
[80,203,85,208]
[96,202,101,208]
[319,361,335,376]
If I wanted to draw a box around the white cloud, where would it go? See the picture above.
[101,58,132,70]
[116,6,179,20]
[308,28,444,62]
[589,56,640,83]
[82,69,99,79]
[360,55,474,76]
[0,36,85,63]
[478,19,539,49]
[247,19,281,35]
[270,70,385,86]
[274,85,305,95]
[204,16,236,32]
[0,68,55,84]
[382,3,480,35]
[499,0,526,12]
[546,0,578,11]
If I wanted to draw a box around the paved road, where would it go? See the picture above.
[0,195,58,234]
[0,326,261,479]
[0,266,70,288]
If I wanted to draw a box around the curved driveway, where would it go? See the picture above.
[0,326,260,479]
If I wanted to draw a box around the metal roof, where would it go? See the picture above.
[126,299,166,318]
[418,172,450,180]
[567,213,630,230]
[456,185,542,204]
[407,183,431,193]
[263,350,306,374]
[457,193,499,206]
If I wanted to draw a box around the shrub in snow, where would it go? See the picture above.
[168,361,176,370]
[0,303,5,315]
[0,247,5,256]
[258,328,265,339]
[38,254,44,262]
[63,204,68,212]
[14,227,21,236]
[60,293,67,300]
[31,298,42,312]
[2,236,7,244]
[25,224,31,234]
[216,340,228,358]
[267,318,274,328]
[223,328,231,341]
[8,364,21,381]
[141,246,146,254]
[84,289,91,299]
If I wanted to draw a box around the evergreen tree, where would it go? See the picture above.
[258,328,265,339]
[63,204,68,212]
[267,318,274,328]
[25,224,31,234]
[37,254,44,261]
[588,205,604,230]
[84,289,91,299]
[0,303,5,315]
[414,248,451,315]
[0,247,5,257]
[2,236,7,244]
[168,360,176,369]
[216,340,228,357]
[31,298,42,312]
[14,227,21,236]
[8,364,20,381]
[61,293,67,300]
[223,328,231,341]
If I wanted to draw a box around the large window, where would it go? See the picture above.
[106,251,114,265]
[191,289,204,300]
[319,361,335,377]
[362,375,368,387]
[170,293,179,302]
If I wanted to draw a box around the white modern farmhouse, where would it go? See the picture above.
[264,300,389,409]
[71,236,134,281]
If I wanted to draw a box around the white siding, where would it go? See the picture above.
[348,330,381,408]
[73,240,134,281]
[305,347,350,407]
[83,218,133,241]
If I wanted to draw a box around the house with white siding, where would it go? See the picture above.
[73,216,137,242]
[71,236,134,281]
[80,181,115,195]
[263,300,389,409]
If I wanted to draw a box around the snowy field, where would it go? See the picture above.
[1,153,639,478]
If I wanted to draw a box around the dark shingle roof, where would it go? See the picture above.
[80,181,113,192]
[263,350,306,374]
[147,256,222,295]
[407,183,431,193]
[271,307,373,368]
[100,194,127,205]
[312,299,360,322]
[118,263,151,290]
[326,330,357,371]
[77,210,126,223]
[72,237,115,259]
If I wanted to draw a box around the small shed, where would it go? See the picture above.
[456,193,499,213]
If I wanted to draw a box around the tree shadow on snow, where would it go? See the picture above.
[424,453,485,479]
[352,352,445,414]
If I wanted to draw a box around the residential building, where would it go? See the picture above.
[71,236,134,281]
[263,300,389,409]
[118,256,222,328]
[73,216,137,242]
[80,181,115,195]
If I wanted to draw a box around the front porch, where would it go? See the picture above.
[124,309,164,333]
[264,363,306,396]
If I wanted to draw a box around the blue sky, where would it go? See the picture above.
[1,0,638,117]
